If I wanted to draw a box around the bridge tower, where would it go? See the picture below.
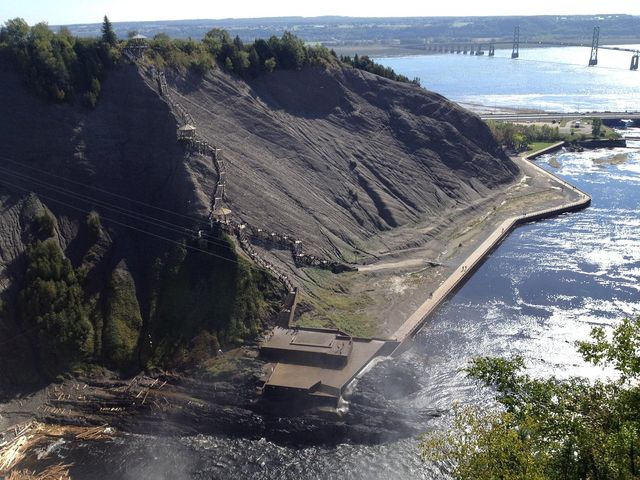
[631,52,639,71]
[511,26,520,59]
[588,26,600,66]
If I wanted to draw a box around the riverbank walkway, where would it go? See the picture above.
[390,143,590,348]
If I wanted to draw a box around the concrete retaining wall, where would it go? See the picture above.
[389,152,592,355]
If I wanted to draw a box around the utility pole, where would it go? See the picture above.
[511,26,520,59]
[589,26,600,66]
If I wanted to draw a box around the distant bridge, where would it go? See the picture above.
[426,26,640,70]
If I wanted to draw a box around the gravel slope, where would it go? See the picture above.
[168,65,519,259]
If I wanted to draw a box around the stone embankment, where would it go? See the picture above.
[390,145,591,351]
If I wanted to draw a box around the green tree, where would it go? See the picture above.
[18,239,94,375]
[248,47,261,77]
[422,406,545,480]
[101,15,116,46]
[203,28,231,59]
[35,211,55,239]
[230,49,249,74]
[264,56,276,73]
[275,31,305,69]
[1,18,29,47]
[592,117,603,137]
[102,266,142,370]
[86,211,101,239]
[422,317,640,479]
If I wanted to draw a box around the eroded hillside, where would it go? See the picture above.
[0,62,280,391]
[165,65,518,259]
[0,55,518,389]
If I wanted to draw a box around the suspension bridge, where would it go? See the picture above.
[425,26,640,70]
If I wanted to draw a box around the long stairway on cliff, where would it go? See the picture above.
[129,58,355,310]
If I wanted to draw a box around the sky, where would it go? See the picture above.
[2,0,640,25]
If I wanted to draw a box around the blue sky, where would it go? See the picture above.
[2,0,640,25]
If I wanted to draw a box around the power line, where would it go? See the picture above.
[0,154,207,225]
[0,165,194,232]
[0,162,238,253]
[5,182,242,266]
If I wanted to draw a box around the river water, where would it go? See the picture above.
[40,54,640,478]
[378,45,640,112]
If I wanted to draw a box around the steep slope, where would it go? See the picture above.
[167,65,518,258]
[0,62,277,391]
[0,58,517,390]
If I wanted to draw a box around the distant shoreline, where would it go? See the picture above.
[333,40,640,59]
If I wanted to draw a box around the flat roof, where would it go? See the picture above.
[264,337,389,398]
[261,327,351,358]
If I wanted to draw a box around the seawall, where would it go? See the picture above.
[390,148,591,355]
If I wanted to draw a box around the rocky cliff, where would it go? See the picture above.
[0,59,517,391]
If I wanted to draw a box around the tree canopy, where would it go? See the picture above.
[18,238,94,375]
[147,28,337,78]
[487,120,562,151]
[0,17,112,106]
[422,316,640,479]
[340,53,421,86]
[101,15,117,46]
[1,18,418,105]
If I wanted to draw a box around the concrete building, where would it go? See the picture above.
[260,327,398,403]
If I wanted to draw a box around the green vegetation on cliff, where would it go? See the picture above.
[18,238,94,375]
[102,266,143,370]
[12,209,282,379]
[422,317,640,479]
[144,236,281,368]
[340,54,421,85]
[146,28,337,77]
[0,18,115,106]
[1,17,417,107]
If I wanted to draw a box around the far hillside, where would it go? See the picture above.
[57,15,640,48]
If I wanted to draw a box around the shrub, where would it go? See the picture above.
[0,18,111,106]
[102,267,142,370]
[86,211,101,239]
[264,57,276,73]
[35,211,55,239]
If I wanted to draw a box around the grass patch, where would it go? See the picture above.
[525,141,558,155]
[295,269,377,337]
[197,348,256,380]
